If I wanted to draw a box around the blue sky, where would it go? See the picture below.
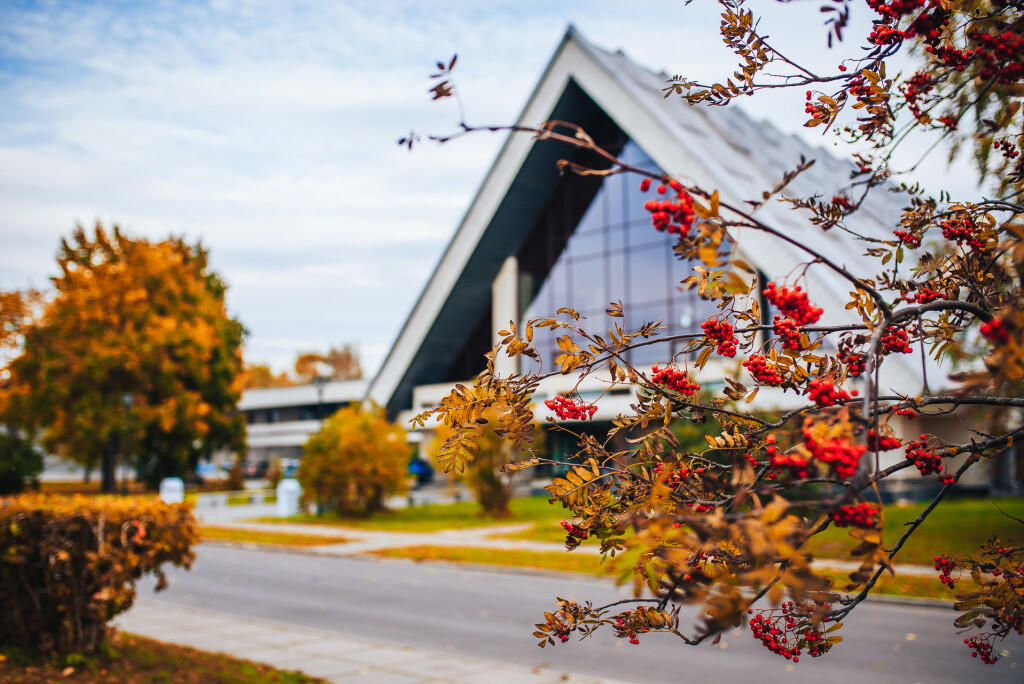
[0,1,978,375]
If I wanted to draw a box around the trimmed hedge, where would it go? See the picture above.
[0,494,198,654]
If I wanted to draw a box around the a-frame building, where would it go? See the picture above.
[366,28,989,493]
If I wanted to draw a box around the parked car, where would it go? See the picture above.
[195,462,225,484]
[244,460,269,479]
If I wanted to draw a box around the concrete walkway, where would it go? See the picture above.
[114,598,630,684]
[205,512,939,577]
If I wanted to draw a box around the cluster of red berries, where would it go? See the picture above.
[743,354,785,386]
[804,91,829,120]
[980,318,1011,345]
[773,316,804,350]
[941,215,985,250]
[652,462,699,489]
[701,317,738,356]
[970,30,1024,85]
[560,520,588,540]
[613,607,663,646]
[748,603,828,661]
[867,0,931,20]
[900,71,934,120]
[807,379,852,408]
[903,5,949,45]
[906,436,943,476]
[830,502,879,528]
[913,287,943,304]
[544,618,571,643]
[935,555,957,588]
[640,179,696,235]
[545,395,597,421]
[762,283,823,326]
[965,636,998,665]
[994,138,1020,159]
[866,430,902,452]
[831,195,855,212]
[895,405,918,419]
[652,364,700,396]
[926,44,975,70]
[881,326,913,354]
[838,342,867,377]
[768,452,812,480]
[938,114,958,130]
[804,431,866,480]
[940,471,956,486]
[869,23,906,45]
[892,228,922,248]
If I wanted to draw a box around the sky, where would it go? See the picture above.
[0,0,982,377]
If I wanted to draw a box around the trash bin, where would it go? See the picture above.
[276,478,302,517]
[159,477,185,504]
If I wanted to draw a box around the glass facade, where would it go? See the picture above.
[520,140,716,372]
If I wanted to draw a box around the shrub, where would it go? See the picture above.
[225,459,245,491]
[0,433,43,495]
[429,406,545,517]
[265,460,283,489]
[0,494,198,654]
[298,404,409,516]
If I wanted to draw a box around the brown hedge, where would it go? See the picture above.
[0,494,198,654]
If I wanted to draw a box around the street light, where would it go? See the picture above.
[311,361,333,424]
[120,392,133,496]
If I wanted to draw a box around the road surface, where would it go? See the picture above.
[136,544,1019,683]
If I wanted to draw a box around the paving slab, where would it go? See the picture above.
[114,598,633,684]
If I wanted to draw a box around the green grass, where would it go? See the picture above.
[802,497,1024,566]
[199,526,346,547]
[501,497,1024,563]
[260,495,568,533]
[0,632,325,683]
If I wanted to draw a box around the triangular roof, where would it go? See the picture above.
[368,27,925,417]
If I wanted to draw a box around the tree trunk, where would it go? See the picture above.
[101,436,117,493]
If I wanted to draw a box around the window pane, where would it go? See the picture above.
[628,245,669,306]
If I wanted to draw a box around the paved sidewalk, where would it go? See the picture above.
[114,598,630,684]
[205,511,939,577]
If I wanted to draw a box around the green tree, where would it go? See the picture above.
[429,405,545,517]
[0,433,43,495]
[1,223,245,491]
[298,403,409,516]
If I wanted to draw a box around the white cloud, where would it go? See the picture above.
[0,0,986,377]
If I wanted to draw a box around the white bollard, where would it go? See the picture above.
[276,478,302,517]
[159,477,185,504]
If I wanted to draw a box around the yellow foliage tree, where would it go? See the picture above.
[1,223,245,491]
[298,403,409,516]
[428,405,545,517]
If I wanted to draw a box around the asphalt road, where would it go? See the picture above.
[137,544,1020,683]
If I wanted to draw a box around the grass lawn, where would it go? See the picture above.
[199,526,346,547]
[502,496,1024,564]
[802,497,1024,566]
[0,632,324,683]
[261,495,569,533]
[371,545,956,600]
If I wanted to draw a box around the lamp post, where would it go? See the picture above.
[312,361,333,425]
[313,374,328,424]
[120,392,133,496]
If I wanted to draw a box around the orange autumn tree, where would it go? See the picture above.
[298,403,409,516]
[1,223,245,491]
[411,0,1024,667]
